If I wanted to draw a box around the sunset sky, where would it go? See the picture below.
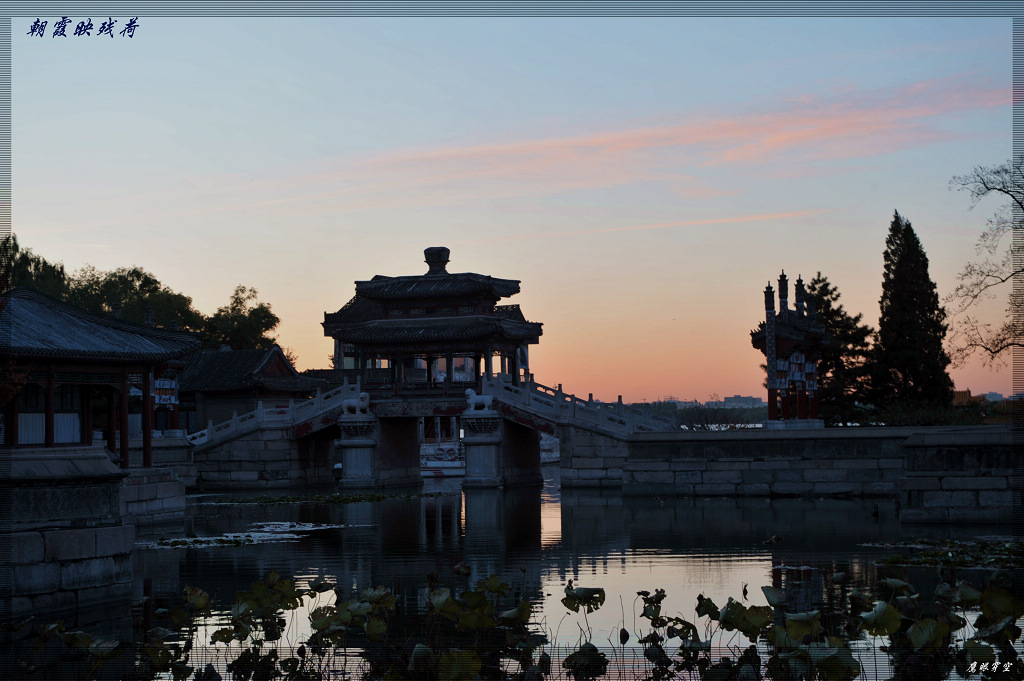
[12,15,1014,402]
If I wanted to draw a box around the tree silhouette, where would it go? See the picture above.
[806,273,873,425]
[871,211,953,408]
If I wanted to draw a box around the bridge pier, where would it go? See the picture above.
[336,413,380,489]
[335,413,423,489]
[462,409,543,488]
[462,411,504,488]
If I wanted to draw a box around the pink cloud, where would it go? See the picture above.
[75,73,1008,225]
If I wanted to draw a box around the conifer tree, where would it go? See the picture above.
[871,211,954,408]
[806,273,873,424]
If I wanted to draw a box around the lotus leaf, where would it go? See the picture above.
[408,643,434,673]
[696,594,720,620]
[785,610,823,642]
[858,601,901,637]
[308,575,333,593]
[365,617,387,642]
[907,618,949,651]
[981,587,1020,622]
[478,574,509,594]
[956,580,982,606]
[964,639,996,664]
[881,578,915,594]
[761,586,786,607]
[439,649,482,681]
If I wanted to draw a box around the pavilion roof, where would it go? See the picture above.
[355,272,521,300]
[329,315,542,346]
[0,287,201,363]
[177,346,327,394]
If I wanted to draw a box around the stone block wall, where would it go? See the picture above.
[121,467,187,529]
[558,425,629,488]
[898,429,1014,524]
[7,446,135,626]
[622,426,1014,524]
[193,427,334,489]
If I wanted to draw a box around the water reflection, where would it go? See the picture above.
[134,467,1004,648]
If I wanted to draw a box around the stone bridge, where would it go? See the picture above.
[185,376,675,489]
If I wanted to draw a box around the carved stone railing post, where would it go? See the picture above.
[335,410,379,489]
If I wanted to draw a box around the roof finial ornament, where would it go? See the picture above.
[424,247,450,276]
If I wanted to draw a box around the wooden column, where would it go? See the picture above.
[120,371,130,468]
[767,388,779,421]
[142,369,154,467]
[7,399,18,446]
[171,401,179,429]
[82,386,93,444]
[796,388,808,420]
[44,370,55,447]
[809,394,819,419]
[444,349,453,396]
[484,349,493,378]
[107,385,117,453]
[780,389,792,420]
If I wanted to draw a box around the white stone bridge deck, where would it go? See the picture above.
[186,376,674,450]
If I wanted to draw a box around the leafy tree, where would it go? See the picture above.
[871,211,954,409]
[204,285,281,350]
[67,265,206,332]
[806,273,874,425]
[0,233,70,298]
[947,156,1024,365]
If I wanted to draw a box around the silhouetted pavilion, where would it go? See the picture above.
[323,247,543,396]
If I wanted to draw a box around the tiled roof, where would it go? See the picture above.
[324,295,384,326]
[331,316,542,345]
[0,287,201,362]
[177,346,327,393]
[355,273,520,300]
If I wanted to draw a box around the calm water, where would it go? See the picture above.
[131,466,1003,655]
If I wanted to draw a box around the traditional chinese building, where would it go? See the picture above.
[0,287,201,465]
[177,345,327,431]
[322,247,543,396]
[750,272,828,425]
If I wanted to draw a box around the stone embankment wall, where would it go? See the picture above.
[557,424,629,488]
[121,468,186,530]
[623,426,1014,523]
[9,446,135,625]
[193,426,334,489]
[898,429,1013,524]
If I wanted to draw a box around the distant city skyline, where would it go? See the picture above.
[12,14,1013,402]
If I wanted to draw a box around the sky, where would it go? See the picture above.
[11,14,1015,403]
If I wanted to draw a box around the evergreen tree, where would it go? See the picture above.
[806,273,873,425]
[871,211,953,408]
[203,285,281,350]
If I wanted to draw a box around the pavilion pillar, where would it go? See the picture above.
[809,394,819,419]
[444,349,453,396]
[107,386,117,453]
[44,369,55,447]
[796,388,808,420]
[500,353,507,376]
[82,386,93,444]
[780,389,792,420]
[509,352,519,386]
[120,371,130,468]
[484,349,493,378]
[171,401,179,429]
[7,398,18,446]
[767,388,778,421]
[142,369,154,467]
